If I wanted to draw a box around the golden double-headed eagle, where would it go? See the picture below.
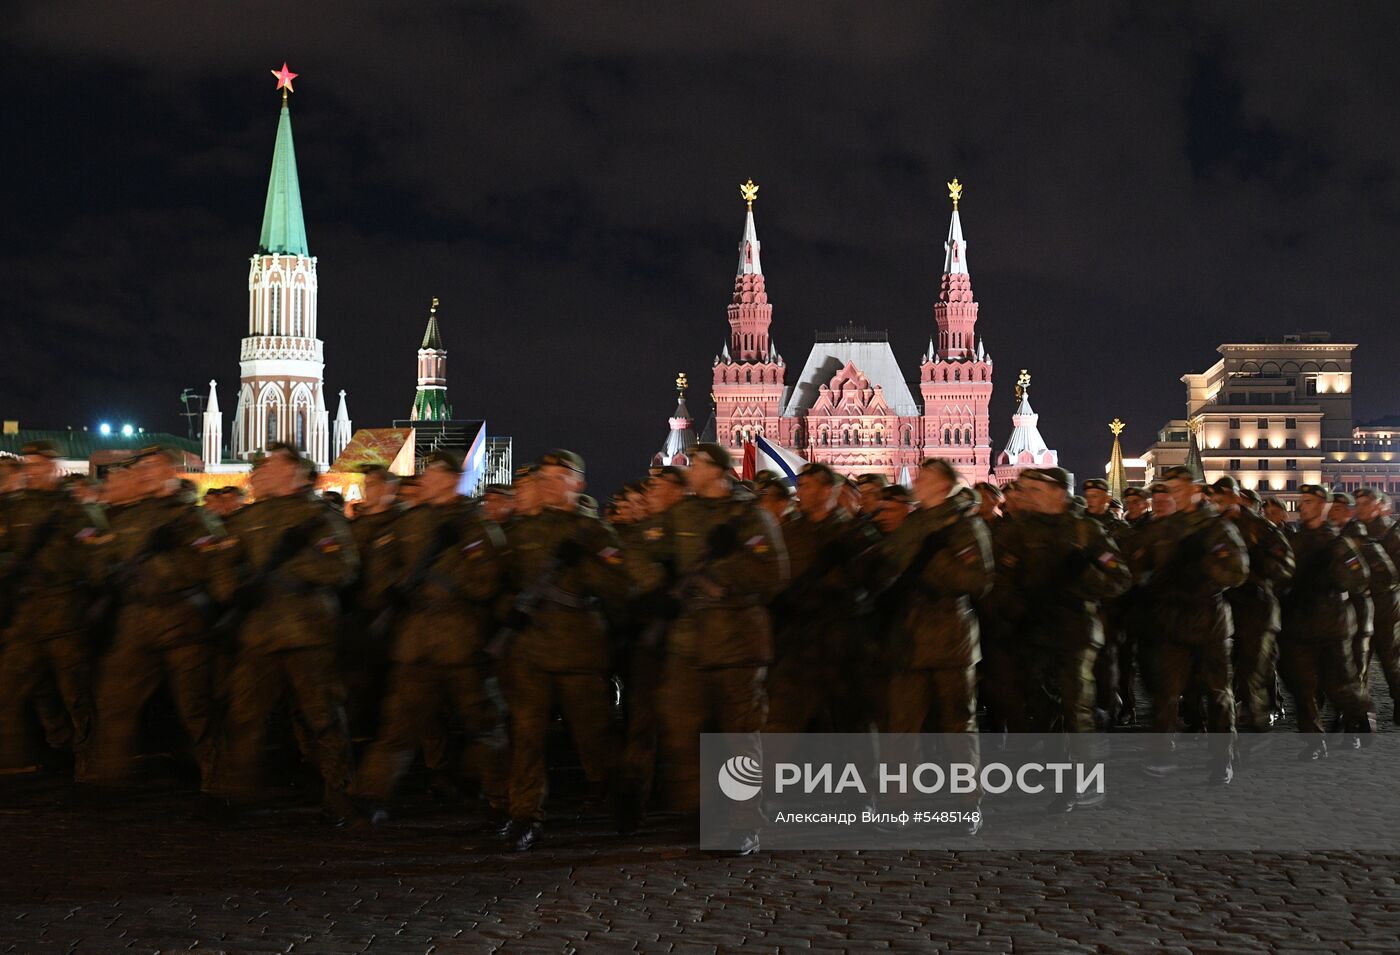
[947,177,964,209]
[740,179,759,208]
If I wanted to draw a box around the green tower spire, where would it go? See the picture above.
[258,99,309,257]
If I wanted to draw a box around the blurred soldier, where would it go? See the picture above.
[649,443,786,854]
[872,484,913,535]
[855,474,888,518]
[1330,491,1396,713]
[1113,486,1153,723]
[498,450,628,852]
[91,447,223,788]
[1140,467,1247,782]
[344,465,401,741]
[614,469,689,834]
[1000,467,1129,807]
[766,464,881,734]
[1356,488,1400,719]
[1279,484,1373,758]
[755,473,793,524]
[355,451,507,822]
[1083,478,1127,727]
[878,459,991,832]
[510,465,541,518]
[207,443,361,822]
[481,484,514,524]
[974,482,1004,524]
[0,441,100,779]
[1213,476,1294,733]
[1263,496,1292,532]
[1239,487,1263,514]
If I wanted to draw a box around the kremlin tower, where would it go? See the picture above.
[993,370,1059,483]
[654,373,696,467]
[226,64,349,468]
[410,297,452,421]
[708,177,996,484]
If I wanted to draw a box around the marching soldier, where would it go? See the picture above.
[647,443,786,854]
[1279,484,1374,758]
[1083,478,1127,727]
[1330,491,1396,713]
[206,443,361,822]
[1140,467,1248,782]
[0,441,100,779]
[766,464,881,735]
[90,447,223,787]
[1213,476,1294,734]
[879,459,991,833]
[999,467,1130,807]
[498,450,628,852]
[613,468,686,834]
[355,451,507,823]
[1113,486,1154,722]
[1356,488,1400,719]
[344,465,400,740]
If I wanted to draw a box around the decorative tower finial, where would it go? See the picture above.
[431,296,439,313]
[1015,368,1031,402]
[740,178,759,209]
[947,177,963,210]
[676,372,688,397]
[271,62,298,106]
[1110,418,1125,437]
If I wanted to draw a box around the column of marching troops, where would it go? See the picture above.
[1,436,1397,851]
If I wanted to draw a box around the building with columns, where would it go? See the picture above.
[221,67,349,469]
[708,178,996,484]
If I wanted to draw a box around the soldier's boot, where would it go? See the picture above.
[503,819,543,852]
[1296,736,1328,761]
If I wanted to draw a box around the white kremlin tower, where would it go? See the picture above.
[993,369,1060,484]
[213,64,348,469]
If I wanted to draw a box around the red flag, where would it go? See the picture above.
[741,441,757,481]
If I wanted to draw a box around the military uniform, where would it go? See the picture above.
[90,492,222,785]
[0,487,99,776]
[208,492,359,811]
[1362,512,1400,713]
[766,509,882,734]
[355,500,507,809]
[614,515,667,828]
[1141,503,1248,766]
[649,485,786,813]
[502,506,629,823]
[998,509,1130,737]
[977,513,1028,733]
[1279,521,1373,737]
[344,506,400,740]
[880,498,992,735]
[1114,510,1159,722]
[1086,507,1129,724]
[1340,520,1396,702]
[1224,506,1295,732]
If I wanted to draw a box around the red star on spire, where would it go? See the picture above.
[271,62,298,93]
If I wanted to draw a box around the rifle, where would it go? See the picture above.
[215,514,327,638]
[633,518,752,649]
[371,518,466,637]
[487,560,562,659]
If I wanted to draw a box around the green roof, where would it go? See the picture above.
[0,430,200,460]
[411,389,453,422]
[258,105,309,257]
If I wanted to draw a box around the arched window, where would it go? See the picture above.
[902,427,912,447]
[292,287,304,336]
[265,406,277,444]
[820,429,829,447]
[943,428,951,445]
[295,409,306,451]
[268,284,282,335]
[954,368,961,382]
[964,428,973,445]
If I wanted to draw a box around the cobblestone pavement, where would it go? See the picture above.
[1,677,1398,954]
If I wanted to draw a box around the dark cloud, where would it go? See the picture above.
[4,1,1400,492]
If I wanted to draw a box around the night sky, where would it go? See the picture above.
[5,2,1400,496]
